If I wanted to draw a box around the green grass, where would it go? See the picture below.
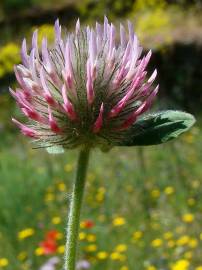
[0,125,202,270]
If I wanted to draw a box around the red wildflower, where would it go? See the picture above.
[83,220,94,229]
[37,229,59,255]
[40,239,57,255]
[46,230,59,241]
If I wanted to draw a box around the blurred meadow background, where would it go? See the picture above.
[0,0,202,269]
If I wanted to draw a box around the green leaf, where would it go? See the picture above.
[118,110,196,146]
[46,145,64,154]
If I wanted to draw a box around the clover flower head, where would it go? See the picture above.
[10,17,158,150]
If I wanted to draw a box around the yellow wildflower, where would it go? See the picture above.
[176,235,190,246]
[115,244,128,253]
[34,24,55,45]
[85,244,97,252]
[195,267,202,270]
[0,43,20,78]
[35,247,44,256]
[113,217,126,226]
[95,193,105,202]
[57,245,65,254]
[132,231,143,240]
[182,213,195,223]
[110,252,126,261]
[57,182,66,191]
[110,252,121,260]
[95,188,105,202]
[171,259,190,270]
[188,238,198,248]
[51,216,61,225]
[44,192,55,202]
[0,258,9,267]
[151,238,163,248]
[151,189,160,198]
[97,251,108,260]
[17,252,27,261]
[86,234,96,242]
[164,186,175,195]
[79,232,86,241]
[120,267,129,270]
[18,228,35,240]
[56,232,63,240]
[80,221,86,229]
[163,232,173,240]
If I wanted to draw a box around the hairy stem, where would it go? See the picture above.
[64,146,90,270]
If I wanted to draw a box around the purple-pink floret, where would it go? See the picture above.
[10,17,158,149]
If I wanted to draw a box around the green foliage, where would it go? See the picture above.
[0,24,54,80]
[0,43,20,78]
[2,0,31,11]
[131,0,172,48]
[77,0,134,20]
[31,24,55,45]
[133,0,167,11]
[119,111,195,146]
[0,94,16,130]
[30,0,75,9]
[0,125,202,269]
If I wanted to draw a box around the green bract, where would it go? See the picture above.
[118,110,196,146]
[46,145,65,154]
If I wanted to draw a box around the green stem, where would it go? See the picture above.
[64,146,90,270]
